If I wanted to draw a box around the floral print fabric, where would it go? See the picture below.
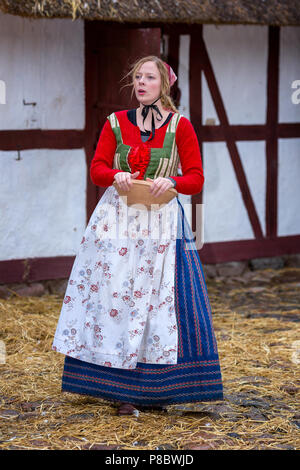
[52,186,179,370]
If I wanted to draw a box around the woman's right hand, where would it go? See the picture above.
[113,171,140,191]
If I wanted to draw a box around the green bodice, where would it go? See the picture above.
[107,112,182,180]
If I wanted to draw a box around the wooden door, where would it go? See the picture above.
[85,22,161,219]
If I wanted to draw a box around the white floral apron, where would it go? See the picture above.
[52,186,179,369]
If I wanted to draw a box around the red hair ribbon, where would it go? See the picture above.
[163,62,177,87]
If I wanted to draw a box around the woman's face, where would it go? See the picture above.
[134,61,161,106]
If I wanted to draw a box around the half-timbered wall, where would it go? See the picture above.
[165,24,300,263]
[201,25,300,244]
[202,25,269,243]
[278,27,300,237]
[0,13,87,264]
[0,12,299,283]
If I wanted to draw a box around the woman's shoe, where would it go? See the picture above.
[117,402,139,416]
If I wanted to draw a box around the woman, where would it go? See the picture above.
[52,56,224,416]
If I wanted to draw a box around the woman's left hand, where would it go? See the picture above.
[146,177,175,197]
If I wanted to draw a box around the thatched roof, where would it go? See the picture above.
[0,0,299,26]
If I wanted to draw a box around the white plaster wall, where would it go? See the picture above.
[0,12,85,130]
[236,140,266,237]
[202,25,268,125]
[278,138,300,236]
[279,27,300,123]
[202,141,260,243]
[0,149,87,260]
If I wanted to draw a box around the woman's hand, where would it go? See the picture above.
[146,177,175,197]
[114,171,140,191]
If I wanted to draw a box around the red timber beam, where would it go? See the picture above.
[1,234,300,283]
[199,235,300,264]
[189,26,204,237]
[0,130,85,150]
[0,256,75,284]
[266,26,279,239]
[84,20,99,225]
[200,123,300,142]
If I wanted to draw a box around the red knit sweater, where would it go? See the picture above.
[90,110,204,195]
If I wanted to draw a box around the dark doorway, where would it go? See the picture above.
[85,22,161,218]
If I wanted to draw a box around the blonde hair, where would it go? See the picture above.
[122,55,179,113]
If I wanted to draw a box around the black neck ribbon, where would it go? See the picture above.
[141,96,163,141]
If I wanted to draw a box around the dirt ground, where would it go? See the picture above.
[0,267,299,450]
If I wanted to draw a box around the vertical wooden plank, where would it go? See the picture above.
[189,26,204,240]
[84,21,99,223]
[166,30,181,108]
[266,26,280,239]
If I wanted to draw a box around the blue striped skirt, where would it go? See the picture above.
[60,198,224,405]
